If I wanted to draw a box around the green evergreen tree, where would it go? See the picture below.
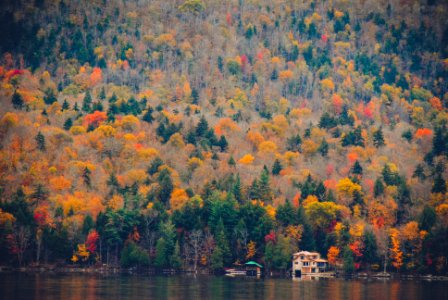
[121,241,150,268]
[83,167,91,188]
[61,99,70,111]
[12,91,24,109]
[148,157,164,176]
[214,219,231,266]
[343,247,355,274]
[432,173,446,194]
[191,88,199,104]
[401,129,413,142]
[210,246,224,270]
[319,112,337,129]
[158,168,173,205]
[258,166,272,202]
[318,138,329,157]
[228,156,236,167]
[154,237,168,268]
[351,160,363,175]
[373,127,385,148]
[363,230,378,264]
[196,116,209,137]
[272,159,283,175]
[432,126,447,157]
[108,93,118,103]
[218,135,228,152]
[82,214,94,235]
[99,87,106,100]
[297,206,315,250]
[91,101,103,112]
[276,200,297,226]
[170,240,182,269]
[419,205,436,231]
[142,107,154,123]
[35,131,46,151]
[374,178,384,197]
[232,174,243,203]
[82,90,92,112]
[63,118,73,130]
[44,88,57,105]
[412,164,426,181]
[382,164,399,186]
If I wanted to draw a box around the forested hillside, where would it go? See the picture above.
[0,0,447,274]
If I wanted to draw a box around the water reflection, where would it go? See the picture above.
[0,273,447,300]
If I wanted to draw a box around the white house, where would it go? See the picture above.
[292,251,328,277]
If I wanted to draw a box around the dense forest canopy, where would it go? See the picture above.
[0,0,447,274]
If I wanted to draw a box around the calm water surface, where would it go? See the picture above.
[1,272,447,300]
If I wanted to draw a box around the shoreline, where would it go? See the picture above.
[1,265,447,281]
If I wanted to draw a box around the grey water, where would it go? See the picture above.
[0,272,447,300]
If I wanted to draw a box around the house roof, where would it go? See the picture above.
[245,261,263,268]
[294,251,321,256]
[315,259,328,263]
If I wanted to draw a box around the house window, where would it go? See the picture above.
[303,262,309,266]
[301,256,304,260]
[295,262,298,265]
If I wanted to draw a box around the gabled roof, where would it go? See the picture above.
[245,261,263,268]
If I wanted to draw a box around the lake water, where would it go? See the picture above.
[1,272,447,300]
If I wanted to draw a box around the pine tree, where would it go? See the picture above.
[44,88,57,105]
[218,135,228,152]
[374,178,384,197]
[272,159,283,175]
[382,164,399,186]
[61,99,70,111]
[12,91,24,109]
[63,118,73,130]
[108,93,117,103]
[99,87,106,100]
[91,101,103,111]
[432,173,446,194]
[214,219,231,266]
[142,107,154,123]
[363,230,378,264]
[259,166,272,202]
[419,206,436,231]
[297,206,315,250]
[401,129,413,142]
[373,127,385,148]
[82,167,91,188]
[191,88,199,104]
[35,131,46,151]
[158,168,173,205]
[210,246,224,270]
[432,126,447,156]
[351,160,363,175]
[170,241,182,268]
[412,164,426,181]
[228,156,236,167]
[154,237,168,268]
[196,116,209,137]
[319,112,337,129]
[82,90,92,112]
[318,138,329,157]
[343,247,355,274]
[286,134,302,152]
